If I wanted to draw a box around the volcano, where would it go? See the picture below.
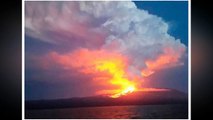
[25,88,188,110]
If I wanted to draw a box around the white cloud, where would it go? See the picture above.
[25,1,187,78]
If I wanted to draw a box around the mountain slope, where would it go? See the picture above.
[25,89,188,109]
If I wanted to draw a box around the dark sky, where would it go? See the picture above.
[25,1,188,100]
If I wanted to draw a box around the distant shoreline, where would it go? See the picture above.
[25,89,188,110]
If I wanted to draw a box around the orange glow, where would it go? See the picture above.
[110,86,135,98]
[94,58,137,98]
[45,47,183,98]
[137,88,170,92]
[141,69,154,77]
[48,49,138,98]
[145,54,178,69]
[141,48,183,77]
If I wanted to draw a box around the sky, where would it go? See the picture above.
[25,1,188,100]
[134,1,188,46]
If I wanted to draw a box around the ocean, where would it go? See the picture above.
[25,104,188,119]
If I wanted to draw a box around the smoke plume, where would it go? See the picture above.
[25,1,186,96]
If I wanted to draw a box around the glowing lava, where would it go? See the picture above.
[47,49,181,99]
[110,85,135,98]
[95,59,137,98]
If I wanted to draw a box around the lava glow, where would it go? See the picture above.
[46,48,184,98]
[26,1,187,100]
[48,49,139,98]
[94,57,138,98]
[110,86,135,98]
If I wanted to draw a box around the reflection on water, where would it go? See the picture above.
[26,104,188,119]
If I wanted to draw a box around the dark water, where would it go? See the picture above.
[26,104,188,119]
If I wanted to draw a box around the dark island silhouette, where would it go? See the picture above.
[25,89,188,110]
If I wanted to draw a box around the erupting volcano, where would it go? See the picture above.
[110,86,136,98]
[46,46,184,98]
[93,52,137,98]
[48,49,140,98]
[25,1,187,100]
[25,1,188,119]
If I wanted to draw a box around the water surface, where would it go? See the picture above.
[26,104,188,119]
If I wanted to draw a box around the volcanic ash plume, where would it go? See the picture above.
[25,1,186,97]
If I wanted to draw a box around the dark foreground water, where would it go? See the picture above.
[26,104,188,119]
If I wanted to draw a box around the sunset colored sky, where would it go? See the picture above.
[25,1,188,100]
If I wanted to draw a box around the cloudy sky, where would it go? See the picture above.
[25,1,188,100]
